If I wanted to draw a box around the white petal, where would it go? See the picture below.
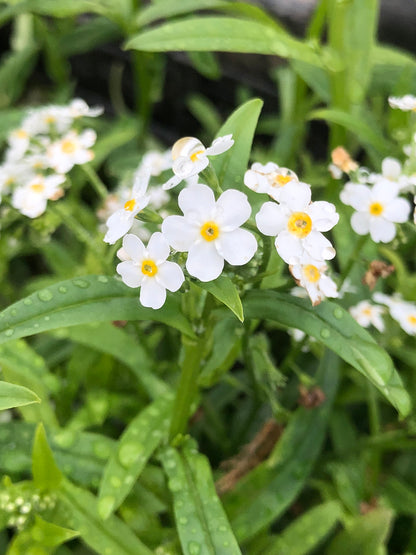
[140,278,166,309]
[278,181,311,210]
[275,231,304,264]
[163,174,182,190]
[369,219,396,243]
[215,189,251,229]
[307,201,339,231]
[104,211,134,244]
[351,211,370,236]
[186,242,224,281]
[341,184,371,209]
[216,228,257,265]
[319,274,338,298]
[157,261,184,292]
[256,202,286,236]
[162,215,199,251]
[122,234,146,261]
[244,169,268,193]
[147,232,170,263]
[372,180,400,202]
[303,231,336,260]
[205,134,234,156]
[384,197,411,223]
[178,183,216,220]
[117,261,143,288]
[173,155,208,178]
[382,157,402,179]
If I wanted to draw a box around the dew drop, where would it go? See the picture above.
[168,478,182,492]
[98,496,115,520]
[4,329,14,337]
[23,298,33,306]
[223,541,230,548]
[58,286,68,294]
[187,541,201,555]
[38,289,53,302]
[44,316,50,322]
[72,279,90,289]
[124,475,134,485]
[98,276,109,283]
[218,525,227,532]
[110,476,121,488]
[333,307,343,319]
[178,516,188,525]
[320,328,331,339]
[53,430,76,448]
[165,459,176,470]
[93,442,112,459]
[118,442,143,468]
[10,309,17,316]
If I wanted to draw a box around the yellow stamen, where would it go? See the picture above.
[369,202,383,216]
[303,264,320,283]
[287,212,312,238]
[407,315,416,326]
[190,149,204,163]
[61,140,76,154]
[141,259,158,277]
[273,174,292,187]
[45,115,56,123]
[30,183,45,193]
[200,221,219,242]
[124,199,136,212]
[15,129,28,139]
[362,308,372,316]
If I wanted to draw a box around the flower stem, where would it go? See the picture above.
[82,164,108,200]
[200,164,222,195]
[338,234,368,289]
[169,335,203,442]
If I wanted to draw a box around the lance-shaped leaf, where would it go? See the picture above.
[98,394,173,519]
[0,381,40,410]
[197,275,244,322]
[161,438,242,554]
[0,275,194,346]
[244,290,411,417]
[32,423,63,491]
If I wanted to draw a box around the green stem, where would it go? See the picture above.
[169,336,204,442]
[367,381,381,492]
[200,164,222,195]
[338,234,368,289]
[131,50,152,140]
[259,235,272,276]
[81,164,108,200]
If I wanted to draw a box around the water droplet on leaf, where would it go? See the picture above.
[118,442,143,467]
[38,289,53,302]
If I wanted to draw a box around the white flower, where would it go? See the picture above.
[21,106,71,136]
[162,183,257,282]
[11,174,65,218]
[368,157,416,193]
[68,98,103,119]
[340,181,410,243]
[349,300,385,331]
[244,162,299,201]
[373,292,416,335]
[7,128,31,159]
[140,150,172,176]
[163,135,234,190]
[388,95,416,112]
[116,233,184,309]
[148,185,170,210]
[256,182,338,265]
[104,167,151,244]
[46,129,96,174]
[0,162,34,195]
[289,256,338,306]
[328,163,343,179]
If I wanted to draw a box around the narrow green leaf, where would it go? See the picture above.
[382,476,416,516]
[0,381,40,410]
[55,481,153,555]
[161,439,242,554]
[136,0,228,27]
[197,275,244,322]
[32,423,63,490]
[0,47,38,108]
[126,17,335,69]
[244,290,411,417]
[210,98,263,194]
[327,508,393,555]
[0,275,194,346]
[262,501,342,555]
[309,108,392,155]
[225,352,339,541]
[98,394,173,519]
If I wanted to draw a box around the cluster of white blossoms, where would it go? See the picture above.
[245,162,339,305]
[0,98,101,218]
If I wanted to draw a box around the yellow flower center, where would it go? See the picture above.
[45,115,56,123]
[15,129,28,139]
[362,308,372,316]
[273,174,292,187]
[5,177,14,186]
[190,149,204,163]
[61,140,76,154]
[141,259,158,277]
[124,199,136,212]
[407,315,416,326]
[287,212,312,238]
[369,202,384,216]
[200,221,219,242]
[30,183,45,193]
[303,264,320,283]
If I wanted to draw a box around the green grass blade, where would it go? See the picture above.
[0,381,40,411]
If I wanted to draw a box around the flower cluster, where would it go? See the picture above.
[0,98,101,218]
[245,162,339,305]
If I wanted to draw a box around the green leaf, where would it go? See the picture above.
[211,98,263,194]
[0,47,38,109]
[382,476,416,516]
[0,381,40,410]
[32,423,63,490]
[0,275,194,346]
[197,275,244,322]
[7,515,78,555]
[262,501,342,555]
[225,351,339,542]
[126,17,336,70]
[55,481,153,555]
[98,394,173,519]
[136,0,228,27]
[309,108,392,155]
[327,508,393,555]
[161,438,242,554]
[244,290,411,417]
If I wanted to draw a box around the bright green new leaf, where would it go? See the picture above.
[0,275,194,346]
[211,98,263,194]
[244,290,411,417]
[136,0,228,27]
[197,275,244,322]
[98,395,173,519]
[161,439,242,554]
[32,423,63,490]
[0,380,40,410]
